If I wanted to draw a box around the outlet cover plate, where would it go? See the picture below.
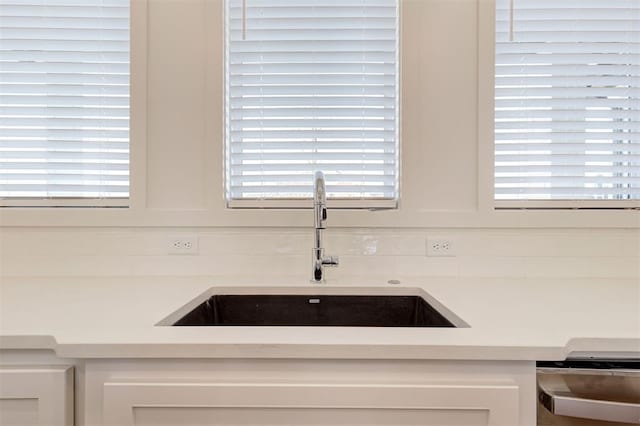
[167,236,199,255]
[426,237,456,257]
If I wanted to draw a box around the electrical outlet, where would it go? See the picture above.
[426,238,456,257]
[167,236,199,255]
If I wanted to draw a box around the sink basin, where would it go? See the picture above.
[158,287,466,328]
[173,295,454,327]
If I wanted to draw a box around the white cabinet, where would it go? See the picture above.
[85,359,535,426]
[103,381,518,426]
[0,365,74,426]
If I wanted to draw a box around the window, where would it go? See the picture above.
[495,0,639,207]
[0,0,130,206]
[225,0,399,208]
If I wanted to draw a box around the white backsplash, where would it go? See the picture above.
[0,228,638,280]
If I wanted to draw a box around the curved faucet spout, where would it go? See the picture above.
[311,171,339,283]
[314,171,327,230]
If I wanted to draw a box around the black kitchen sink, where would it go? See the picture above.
[171,295,456,327]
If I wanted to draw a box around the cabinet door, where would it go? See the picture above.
[0,366,73,426]
[103,381,519,426]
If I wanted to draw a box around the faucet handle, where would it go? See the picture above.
[322,256,339,267]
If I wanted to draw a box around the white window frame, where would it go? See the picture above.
[222,0,401,210]
[0,0,146,209]
[490,0,640,210]
[0,0,637,227]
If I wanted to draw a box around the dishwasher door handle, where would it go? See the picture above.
[539,384,640,424]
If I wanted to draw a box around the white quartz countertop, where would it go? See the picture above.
[0,275,638,360]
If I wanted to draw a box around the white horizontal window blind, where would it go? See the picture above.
[495,0,639,206]
[0,0,130,206]
[225,0,399,208]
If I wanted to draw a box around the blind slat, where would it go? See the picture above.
[231,163,397,173]
[0,39,129,51]
[228,29,395,41]
[497,164,640,173]
[495,187,640,197]
[496,142,640,154]
[497,9,638,20]
[0,5,128,18]
[0,128,129,139]
[496,32,638,43]
[1,84,129,96]
[496,64,638,76]
[1,73,129,85]
[230,152,395,162]
[496,97,637,108]
[0,183,127,192]
[496,42,639,55]
[495,121,640,131]
[496,110,639,120]
[230,51,395,63]
[496,76,638,87]
[0,50,128,62]
[0,61,128,73]
[0,173,129,182]
[0,161,128,171]
[230,174,396,184]
[496,87,638,98]
[496,53,639,65]
[496,153,639,164]
[0,106,128,117]
[230,119,396,131]
[230,108,396,120]
[0,94,129,107]
[229,62,395,74]
[230,74,395,85]
[0,140,127,150]
[228,17,395,30]
[229,97,395,108]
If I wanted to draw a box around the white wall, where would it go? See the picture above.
[144,0,481,212]
[0,0,638,279]
[0,228,638,279]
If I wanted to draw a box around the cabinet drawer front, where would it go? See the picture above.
[103,382,519,426]
[0,366,73,426]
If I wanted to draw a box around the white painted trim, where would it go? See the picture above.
[477,0,495,213]
[396,0,404,211]
[205,0,225,212]
[103,381,519,426]
[128,0,149,211]
[0,207,637,227]
[0,1,142,210]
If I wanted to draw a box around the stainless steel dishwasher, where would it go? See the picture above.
[537,358,640,425]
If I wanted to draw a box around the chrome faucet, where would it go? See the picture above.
[312,171,339,282]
